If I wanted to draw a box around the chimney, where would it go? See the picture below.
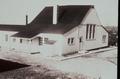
[26,15,28,25]
[53,5,58,24]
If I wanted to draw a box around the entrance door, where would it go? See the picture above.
[79,36,83,50]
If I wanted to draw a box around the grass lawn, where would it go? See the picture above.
[0,65,94,79]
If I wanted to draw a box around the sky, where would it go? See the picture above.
[0,0,118,26]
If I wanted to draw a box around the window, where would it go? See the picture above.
[86,24,96,40]
[38,37,43,45]
[5,34,8,42]
[68,38,70,44]
[20,39,22,43]
[71,38,74,44]
[86,24,89,39]
[102,35,106,43]
[44,38,56,45]
[89,24,92,39]
[68,37,74,45]
[27,40,30,43]
[79,37,82,43]
[93,25,96,39]
[44,38,48,43]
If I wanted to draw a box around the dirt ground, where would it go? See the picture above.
[0,65,94,79]
[0,46,117,79]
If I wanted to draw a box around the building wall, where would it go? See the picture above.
[81,25,108,50]
[82,8,101,25]
[0,31,64,56]
[31,37,39,45]
[0,31,17,43]
[35,33,64,56]
[0,31,33,52]
[63,8,108,54]
[63,27,79,54]
[0,8,108,56]
[0,31,18,50]
[82,8,108,50]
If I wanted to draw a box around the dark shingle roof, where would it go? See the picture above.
[13,5,93,38]
[0,24,25,31]
[30,7,53,25]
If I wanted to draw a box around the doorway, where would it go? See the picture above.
[79,36,83,51]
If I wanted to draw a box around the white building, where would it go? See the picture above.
[0,5,108,57]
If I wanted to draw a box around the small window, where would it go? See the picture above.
[20,39,23,43]
[71,38,74,44]
[38,37,43,45]
[68,38,70,44]
[79,37,82,43]
[44,38,56,45]
[27,40,30,43]
[102,35,106,43]
[68,37,74,45]
[44,38,48,43]
[86,24,89,39]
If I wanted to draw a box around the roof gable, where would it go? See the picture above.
[30,7,53,25]
[13,5,93,38]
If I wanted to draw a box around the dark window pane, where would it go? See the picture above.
[68,38,70,44]
[71,38,74,44]
[102,35,106,43]
[38,37,43,45]
[93,25,96,39]
[20,39,22,43]
[89,25,92,39]
[86,24,89,39]
[79,37,82,42]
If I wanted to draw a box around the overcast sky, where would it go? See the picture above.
[0,0,118,26]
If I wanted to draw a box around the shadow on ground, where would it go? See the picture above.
[0,59,29,73]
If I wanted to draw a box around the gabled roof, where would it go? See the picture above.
[12,5,93,38]
[0,24,25,31]
[30,7,53,25]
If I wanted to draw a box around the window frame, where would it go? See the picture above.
[86,24,96,40]
[38,37,43,45]
[68,37,75,45]
[20,39,23,43]
[102,35,107,43]
[71,38,74,44]
[86,24,89,39]
[92,24,96,39]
